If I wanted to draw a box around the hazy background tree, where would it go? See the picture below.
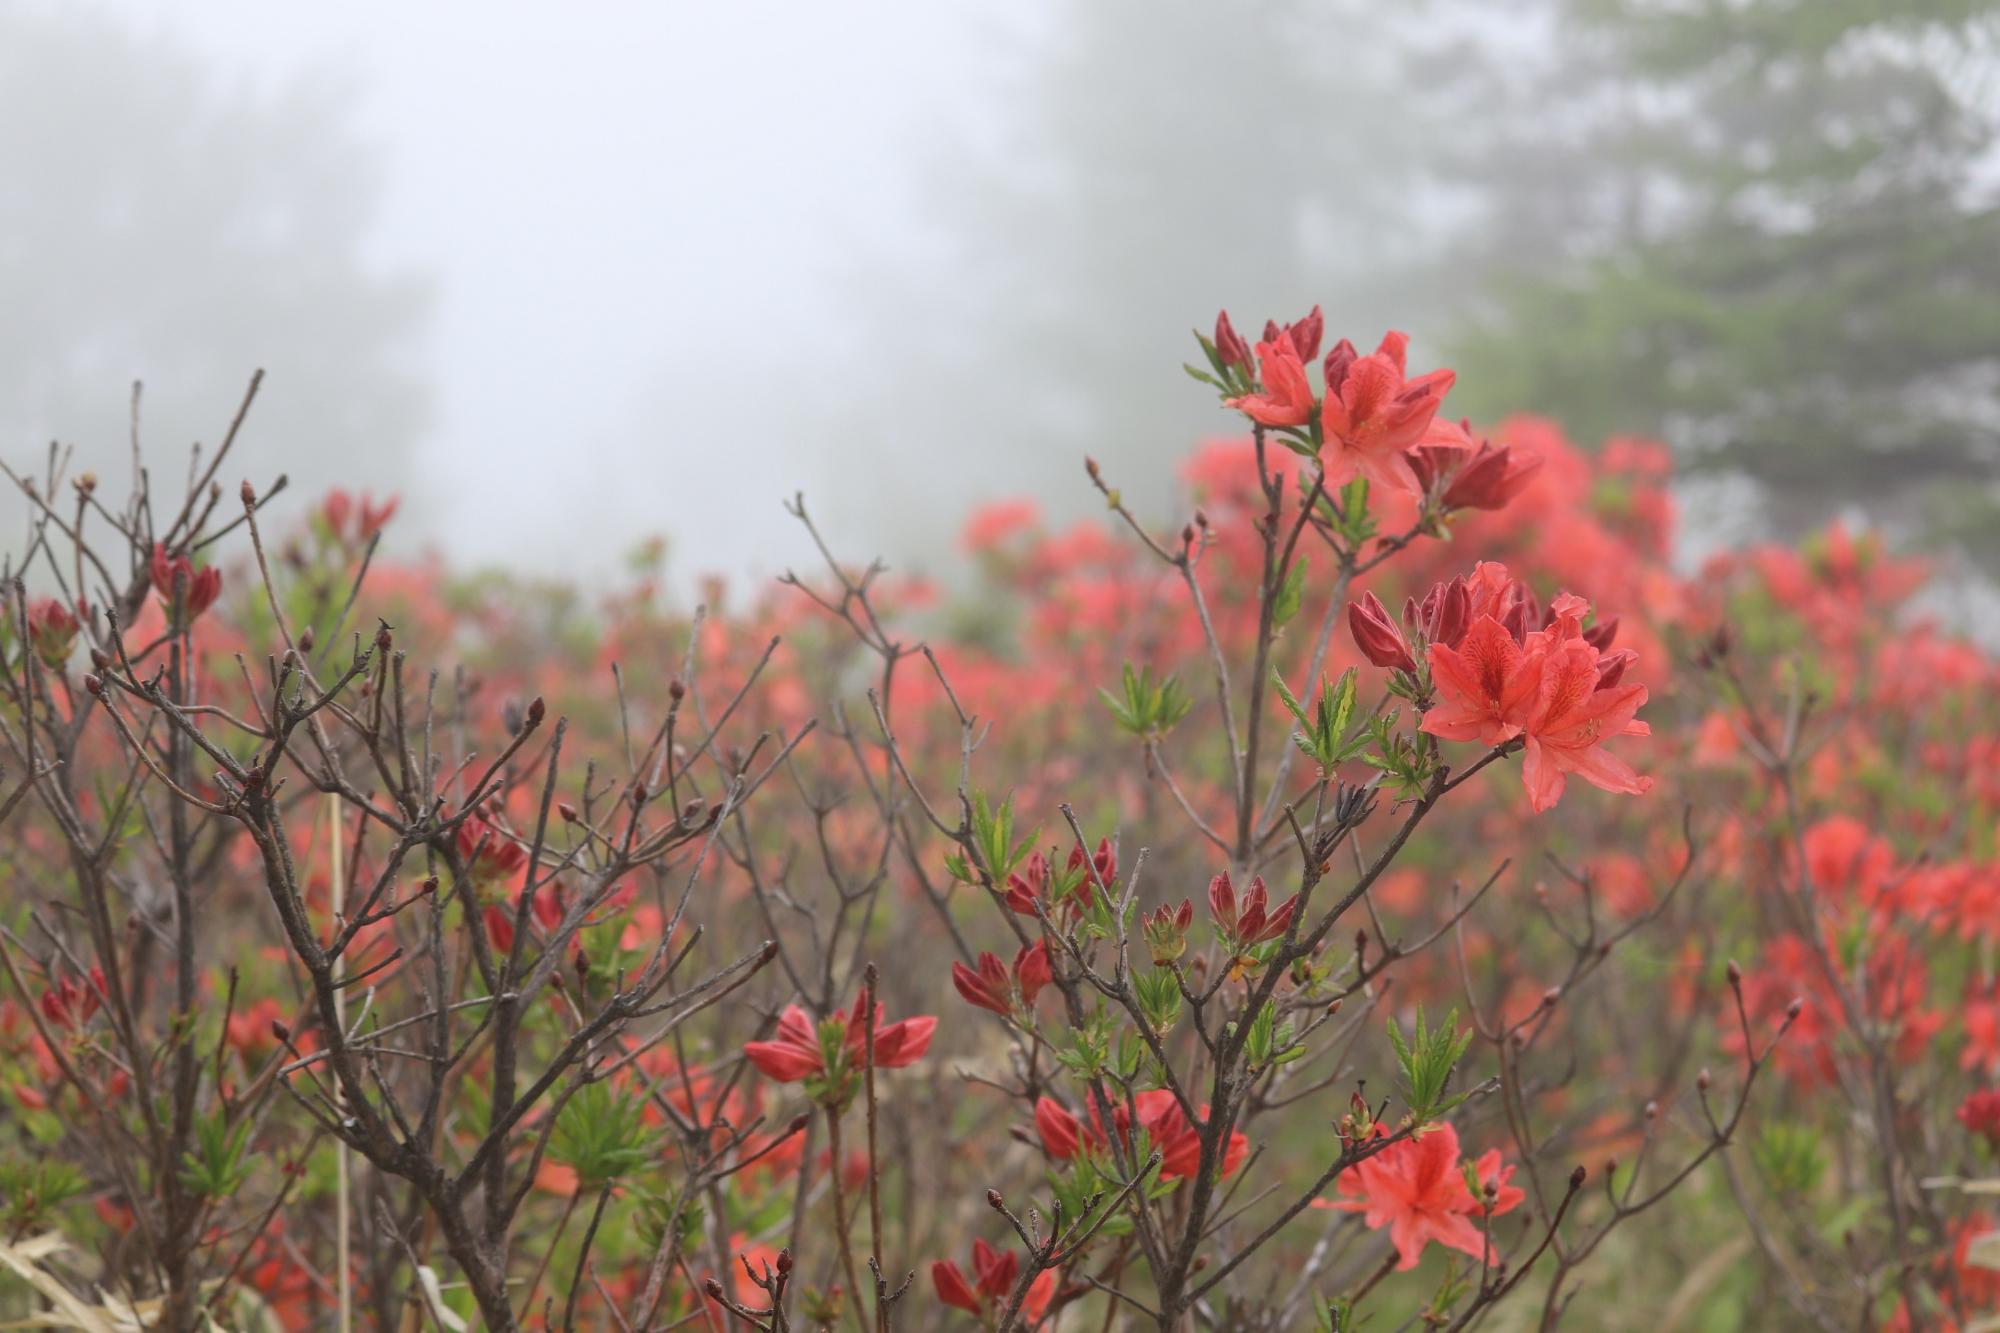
[10,0,1999,588]
[1437,0,2000,558]
[0,2,430,509]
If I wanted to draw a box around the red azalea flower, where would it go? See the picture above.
[1518,637,1652,813]
[1320,331,1463,495]
[1958,1089,2000,1147]
[484,884,565,955]
[743,1007,832,1083]
[1224,339,1316,428]
[1462,561,1540,640]
[952,941,1051,1016]
[1035,1090,1246,1182]
[932,1238,1054,1323]
[39,967,106,1029]
[1324,1123,1524,1269]
[1420,616,1542,749]
[1136,1092,1249,1181]
[455,815,529,895]
[742,988,936,1086]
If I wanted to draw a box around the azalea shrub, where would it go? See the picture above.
[0,311,1993,1331]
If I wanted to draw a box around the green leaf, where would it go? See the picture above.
[1272,556,1308,629]
[968,791,1037,885]
[551,1081,658,1190]
[180,1111,253,1199]
[1273,666,1363,771]
[1388,1005,1473,1124]
[1103,663,1193,739]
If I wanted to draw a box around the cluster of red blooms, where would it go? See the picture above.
[38,967,106,1030]
[1002,838,1115,922]
[25,298,2000,1329]
[1220,313,1466,496]
[454,814,530,894]
[1032,1090,1249,1182]
[1215,308,1538,517]
[950,941,1052,1017]
[1349,562,1650,812]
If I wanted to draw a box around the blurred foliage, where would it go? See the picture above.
[1443,1,2000,559]
[0,4,431,507]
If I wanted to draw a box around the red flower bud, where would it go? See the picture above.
[931,1260,981,1314]
[1208,871,1296,949]
[1348,592,1416,673]
[952,952,1013,1017]
[1013,940,1052,1006]
[1285,304,1324,362]
[1144,898,1194,964]
[1033,1098,1083,1160]
[1440,442,1542,512]
[1068,837,1116,893]
[1405,576,1472,651]
[149,544,223,624]
[26,598,81,672]
[1214,310,1251,369]
[1322,338,1358,394]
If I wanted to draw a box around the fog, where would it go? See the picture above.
[7,0,1997,592]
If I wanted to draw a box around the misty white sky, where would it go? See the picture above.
[85,0,1037,587]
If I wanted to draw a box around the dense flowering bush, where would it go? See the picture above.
[0,313,1995,1330]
